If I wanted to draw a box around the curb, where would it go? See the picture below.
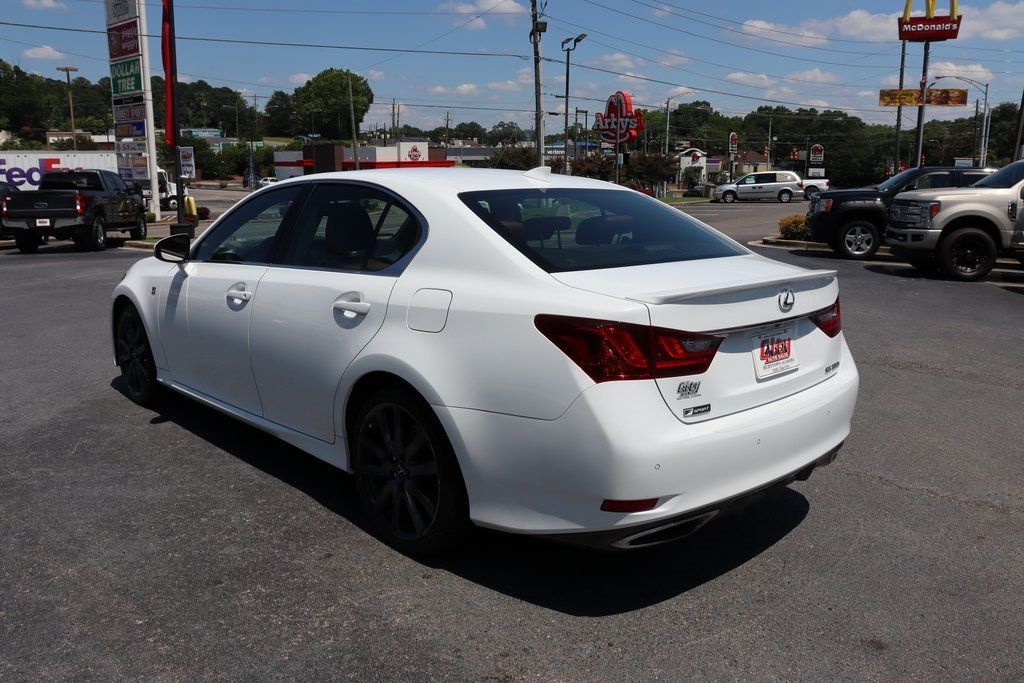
[125,241,156,251]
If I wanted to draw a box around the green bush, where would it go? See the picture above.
[778,214,808,240]
[145,212,156,222]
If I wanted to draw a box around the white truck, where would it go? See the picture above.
[885,160,1024,280]
[0,151,186,210]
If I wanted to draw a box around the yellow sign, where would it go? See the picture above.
[902,0,958,20]
[878,88,968,106]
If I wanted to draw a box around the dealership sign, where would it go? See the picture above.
[878,88,968,106]
[110,57,143,96]
[897,0,961,41]
[107,19,140,60]
[593,91,645,145]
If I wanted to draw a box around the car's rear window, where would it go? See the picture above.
[40,172,103,191]
[459,188,744,272]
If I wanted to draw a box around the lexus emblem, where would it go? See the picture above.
[777,288,795,312]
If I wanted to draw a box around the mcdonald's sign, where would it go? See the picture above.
[897,0,962,41]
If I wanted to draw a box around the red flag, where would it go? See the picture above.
[161,0,175,147]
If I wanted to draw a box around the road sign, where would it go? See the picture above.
[115,120,146,139]
[179,147,196,179]
[104,0,138,26]
[107,19,140,60]
[810,144,824,164]
[110,57,143,96]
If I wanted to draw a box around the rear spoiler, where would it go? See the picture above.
[628,269,838,304]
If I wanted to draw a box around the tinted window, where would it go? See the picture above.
[877,168,919,192]
[913,172,953,190]
[460,188,745,273]
[754,173,777,183]
[107,172,128,192]
[973,162,1024,189]
[960,172,989,186]
[279,184,420,272]
[40,172,103,191]
[194,185,304,263]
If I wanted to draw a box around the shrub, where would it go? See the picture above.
[778,214,808,240]
[197,206,211,220]
[219,180,228,189]
[145,212,156,222]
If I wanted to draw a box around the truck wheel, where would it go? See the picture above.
[15,231,40,254]
[938,227,996,281]
[129,213,147,240]
[804,186,819,198]
[834,221,880,260]
[778,190,793,203]
[722,191,737,203]
[166,198,178,211]
[88,216,107,251]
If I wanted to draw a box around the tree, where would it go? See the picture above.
[292,69,374,140]
[485,121,524,146]
[485,146,537,170]
[623,152,677,189]
[263,90,296,137]
[571,152,614,181]
[453,121,486,142]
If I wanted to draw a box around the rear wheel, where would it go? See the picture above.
[166,197,178,211]
[79,216,107,251]
[15,230,40,254]
[129,213,147,240]
[804,186,819,198]
[115,305,159,406]
[938,227,997,281]
[833,221,880,260]
[353,387,470,555]
[722,191,737,203]
[778,190,792,203]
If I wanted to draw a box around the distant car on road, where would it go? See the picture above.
[111,167,858,553]
[714,171,827,204]
[807,166,994,260]
[258,177,280,188]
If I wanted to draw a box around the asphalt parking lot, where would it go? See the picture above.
[1,207,1022,680]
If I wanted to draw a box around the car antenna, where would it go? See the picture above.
[523,166,552,182]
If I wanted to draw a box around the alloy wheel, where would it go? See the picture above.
[116,313,152,397]
[844,225,874,255]
[949,234,991,276]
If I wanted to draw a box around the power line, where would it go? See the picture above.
[68,0,528,16]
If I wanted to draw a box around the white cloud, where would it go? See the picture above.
[741,19,827,47]
[177,74,193,84]
[654,48,689,68]
[786,68,839,84]
[289,73,312,86]
[668,86,695,98]
[367,70,386,81]
[22,45,64,60]
[726,72,774,88]
[880,73,902,86]
[488,80,521,91]
[802,99,830,108]
[652,3,672,16]
[593,52,646,70]
[616,71,646,84]
[929,61,993,83]
[959,2,1024,40]
[807,4,1024,42]
[428,83,481,95]
[437,0,526,30]
[257,76,280,85]
[22,0,67,9]
[857,90,875,97]
[806,10,898,41]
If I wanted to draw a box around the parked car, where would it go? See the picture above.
[111,168,858,552]
[1,169,147,253]
[885,160,1024,280]
[0,180,18,239]
[258,177,280,188]
[713,171,827,204]
[807,166,994,259]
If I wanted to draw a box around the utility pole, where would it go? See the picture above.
[529,0,546,167]
[767,116,772,167]
[1015,87,1024,161]
[894,40,906,172]
[347,74,360,170]
[914,41,931,168]
[804,135,811,177]
[56,66,78,150]
[444,110,451,147]
[663,98,671,155]
[972,99,980,166]
[561,34,585,175]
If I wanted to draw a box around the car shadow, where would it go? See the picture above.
[863,263,1024,283]
[111,377,810,616]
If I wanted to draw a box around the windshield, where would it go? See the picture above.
[877,168,918,192]
[459,188,745,273]
[973,162,1024,189]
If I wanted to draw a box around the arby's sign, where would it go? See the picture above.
[593,91,645,145]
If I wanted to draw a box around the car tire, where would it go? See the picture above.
[115,304,160,406]
[938,227,997,282]
[14,231,40,254]
[722,191,737,203]
[166,198,178,211]
[834,221,880,260]
[778,190,792,203]
[129,213,147,240]
[804,186,819,198]
[89,216,107,251]
[353,387,471,555]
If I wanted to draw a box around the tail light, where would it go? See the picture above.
[797,180,804,188]
[1,197,6,221]
[75,192,86,216]
[821,198,833,212]
[534,315,724,383]
[810,298,842,338]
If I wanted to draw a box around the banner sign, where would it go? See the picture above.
[879,88,968,106]
[113,101,147,122]
[897,1,961,41]
[179,147,196,179]
[593,91,645,145]
[810,144,824,164]
[116,140,146,154]
[110,57,143,96]
[115,120,146,139]
[728,132,738,154]
[107,19,141,60]
[105,0,138,26]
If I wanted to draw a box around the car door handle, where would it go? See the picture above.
[333,300,371,316]
[226,288,252,302]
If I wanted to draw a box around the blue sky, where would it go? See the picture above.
[3,0,1023,132]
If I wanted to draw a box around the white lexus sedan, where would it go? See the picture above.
[111,167,858,553]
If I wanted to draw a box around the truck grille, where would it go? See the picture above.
[889,201,923,228]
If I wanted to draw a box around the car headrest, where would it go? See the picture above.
[522,215,570,241]
[325,202,375,255]
[575,215,634,245]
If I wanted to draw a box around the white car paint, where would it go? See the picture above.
[112,167,858,544]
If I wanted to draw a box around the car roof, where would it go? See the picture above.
[274,167,628,195]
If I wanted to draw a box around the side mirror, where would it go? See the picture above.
[154,233,190,263]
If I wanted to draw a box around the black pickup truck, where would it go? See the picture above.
[806,166,994,260]
[0,169,147,254]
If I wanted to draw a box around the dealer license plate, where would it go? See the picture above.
[36,218,51,227]
[751,325,798,379]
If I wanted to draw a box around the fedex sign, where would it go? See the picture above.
[0,157,66,189]
[0,153,118,189]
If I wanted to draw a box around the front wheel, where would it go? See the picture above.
[15,231,40,254]
[129,213,147,240]
[115,305,160,406]
[938,227,997,281]
[353,387,470,555]
[833,221,880,260]
[166,198,178,211]
[722,191,737,203]
[778,190,792,203]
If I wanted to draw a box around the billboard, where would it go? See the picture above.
[104,0,138,26]
[878,88,968,106]
[115,120,146,139]
[593,92,645,145]
[810,144,824,164]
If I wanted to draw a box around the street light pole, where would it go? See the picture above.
[933,75,990,165]
[56,66,78,150]
[561,34,586,175]
[914,41,931,168]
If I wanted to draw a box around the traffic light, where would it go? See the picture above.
[763,146,769,156]
[790,147,799,161]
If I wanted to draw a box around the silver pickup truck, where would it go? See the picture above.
[885,160,1024,281]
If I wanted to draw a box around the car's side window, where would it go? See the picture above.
[961,172,987,186]
[914,172,954,190]
[193,185,304,264]
[739,176,755,185]
[278,184,421,272]
[755,173,776,184]
[109,173,128,192]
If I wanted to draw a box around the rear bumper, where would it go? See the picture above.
[435,338,859,539]
[4,217,87,238]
